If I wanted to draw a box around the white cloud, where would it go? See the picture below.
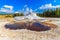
[40,3,60,9]
[4,5,13,10]
[56,5,60,8]
[15,11,19,13]
[0,5,13,13]
[0,8,7,12]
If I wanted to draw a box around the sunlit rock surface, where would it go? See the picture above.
[0,18,60,40]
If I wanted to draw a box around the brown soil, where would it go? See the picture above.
[42,22,57,28]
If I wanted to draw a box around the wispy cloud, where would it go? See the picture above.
[54,0,56,2]
[39,3,60,9]
[0,5,13,13]
[35,9,38,11]
[24,5,27,8]
[15,11,19,13]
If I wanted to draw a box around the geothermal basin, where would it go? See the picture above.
[5,22,52,31]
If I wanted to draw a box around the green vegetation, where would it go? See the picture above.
[0,8,60,18]
[37,8,60,18]
[13,13,24,17]
[0,13,24,18]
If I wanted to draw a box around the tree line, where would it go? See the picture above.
[0,13,24,18]
[0,8,60,18]
[37,8,60,18]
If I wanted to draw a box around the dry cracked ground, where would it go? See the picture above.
[0,18,60,40]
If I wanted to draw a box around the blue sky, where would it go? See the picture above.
[0,0,60,13]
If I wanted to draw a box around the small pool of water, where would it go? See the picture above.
[5,22,51,31]
[27,22,51,31]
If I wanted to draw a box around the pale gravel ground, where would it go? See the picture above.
[0,18,60,40]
